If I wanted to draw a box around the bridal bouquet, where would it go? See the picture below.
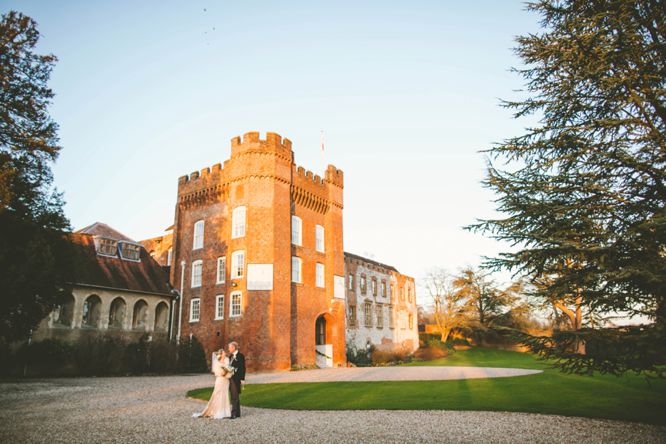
[221,365,235,377]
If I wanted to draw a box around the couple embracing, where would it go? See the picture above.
[194,341,246,419]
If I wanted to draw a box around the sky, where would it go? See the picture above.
[5,1,541,303]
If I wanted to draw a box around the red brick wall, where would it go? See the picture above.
[170,132,346,371]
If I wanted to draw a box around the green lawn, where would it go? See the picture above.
[188,348,666,425]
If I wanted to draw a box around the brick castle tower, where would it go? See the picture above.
[170,132,346,371]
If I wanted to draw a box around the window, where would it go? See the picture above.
[360,275,367,294]
[292,256,302,283]
[215,295,225,320]
[190,298,200,322]
[348,274,355,291]
[316,263,325,288]
[371,277,377,296]
[193,220,204,250]
[364,302,373,328]
[400,286,405,302]
[291,216,302,246]
[119,242,141,261]
[232,206,246,238]
[401,313,407,330]
[348,305,357,326]
[216,257,226,284]
[231,251,244,279]
[315,225,325,252]
[388,305,395,329]
[132,300,148,329]
[375,305,383,329]
[167,248,172,266]
[82,295,101,327]
[230,292,242,317]
[381,280,387,297]
[191,260,203,288]
[407,285,413,303]
[390,283,394,299]
[98,238,118,256]
[409,313,414,329]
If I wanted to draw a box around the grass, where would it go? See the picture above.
[187,348,666,425]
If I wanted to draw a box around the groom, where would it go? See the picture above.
[227,341,246,419]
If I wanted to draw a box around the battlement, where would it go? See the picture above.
[177,162,224,189]
[230,131,293,160]
[325,164,344,188]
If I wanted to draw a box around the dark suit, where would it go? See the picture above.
[228,351,246,418]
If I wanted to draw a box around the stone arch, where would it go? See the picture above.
[82,294,102,328]
[55,294,75,327]
[154,301,169,332]
[132,299,148,330]
[315,313,334,368]
[108,297,127,329]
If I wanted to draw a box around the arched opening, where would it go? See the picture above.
[82,295,102,328]
[132,300,148,330]
[315,313,334,368]
[154,302,169,332]
[55,294,75,327]
[108,297,126,329]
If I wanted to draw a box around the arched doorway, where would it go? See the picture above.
[315,314,333,368]
[55,294,75,327]
[132,300,148,330]
[154,302,169,332]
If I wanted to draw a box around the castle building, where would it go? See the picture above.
[35,222,175,342]
[344,253,418,353]
[168,132,347,371]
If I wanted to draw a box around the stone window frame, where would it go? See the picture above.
[193,220,205,250]
[409,313,414,329]
[291,256,302,283]
[216,256,226,284]
[315,224,325,253]
[231,251,245,279]
[215,294,225,320]
[371,277,378,296]
[230,291,242,318]
[360,274,367,295]
[381,280,387,297]
[348,273,355,291]
[375,304,383,329]
[189,298,201,323]
[232,206,246,239]
[364,301,373,328]
[291,216,302,246]
[348,305,357,326]
[315,263,325,288]
[388,305,395,329]
[191,260,203,288]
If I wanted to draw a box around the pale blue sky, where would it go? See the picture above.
[6,1,540,296]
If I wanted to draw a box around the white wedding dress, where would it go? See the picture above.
[193,354,232,419]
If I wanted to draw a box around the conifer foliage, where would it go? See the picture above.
[472,1,666,375]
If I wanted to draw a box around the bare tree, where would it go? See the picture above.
[423,268,473,342]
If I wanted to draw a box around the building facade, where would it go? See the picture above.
[344,253,419,353]
[169,132,347,371]
[35,222,175,343]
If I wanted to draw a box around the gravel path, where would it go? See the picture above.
[247,366,542,383]
[0,375,664,444]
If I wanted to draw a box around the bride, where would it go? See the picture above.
[193,349,233,419]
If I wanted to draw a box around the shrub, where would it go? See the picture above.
[371,349,411,366]
[346,343,374,367]
[177,336,207,373]
[414,346,448,361]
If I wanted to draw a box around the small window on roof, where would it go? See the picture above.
[119,242,141,261]
[98,238,118,256]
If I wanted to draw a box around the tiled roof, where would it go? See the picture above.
[76,222,136,243]
[344,252,399,273]
[68,229,173,297]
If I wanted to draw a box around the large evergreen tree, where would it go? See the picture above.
[0,11,72,341]
[472,0,665,375]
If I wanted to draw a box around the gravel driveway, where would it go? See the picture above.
[0,375,664,444]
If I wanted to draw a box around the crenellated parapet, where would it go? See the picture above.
[230,131,294,163]
[177,162,226,208]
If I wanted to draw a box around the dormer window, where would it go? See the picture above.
[119,242,141,261]
[97,238,118,257]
